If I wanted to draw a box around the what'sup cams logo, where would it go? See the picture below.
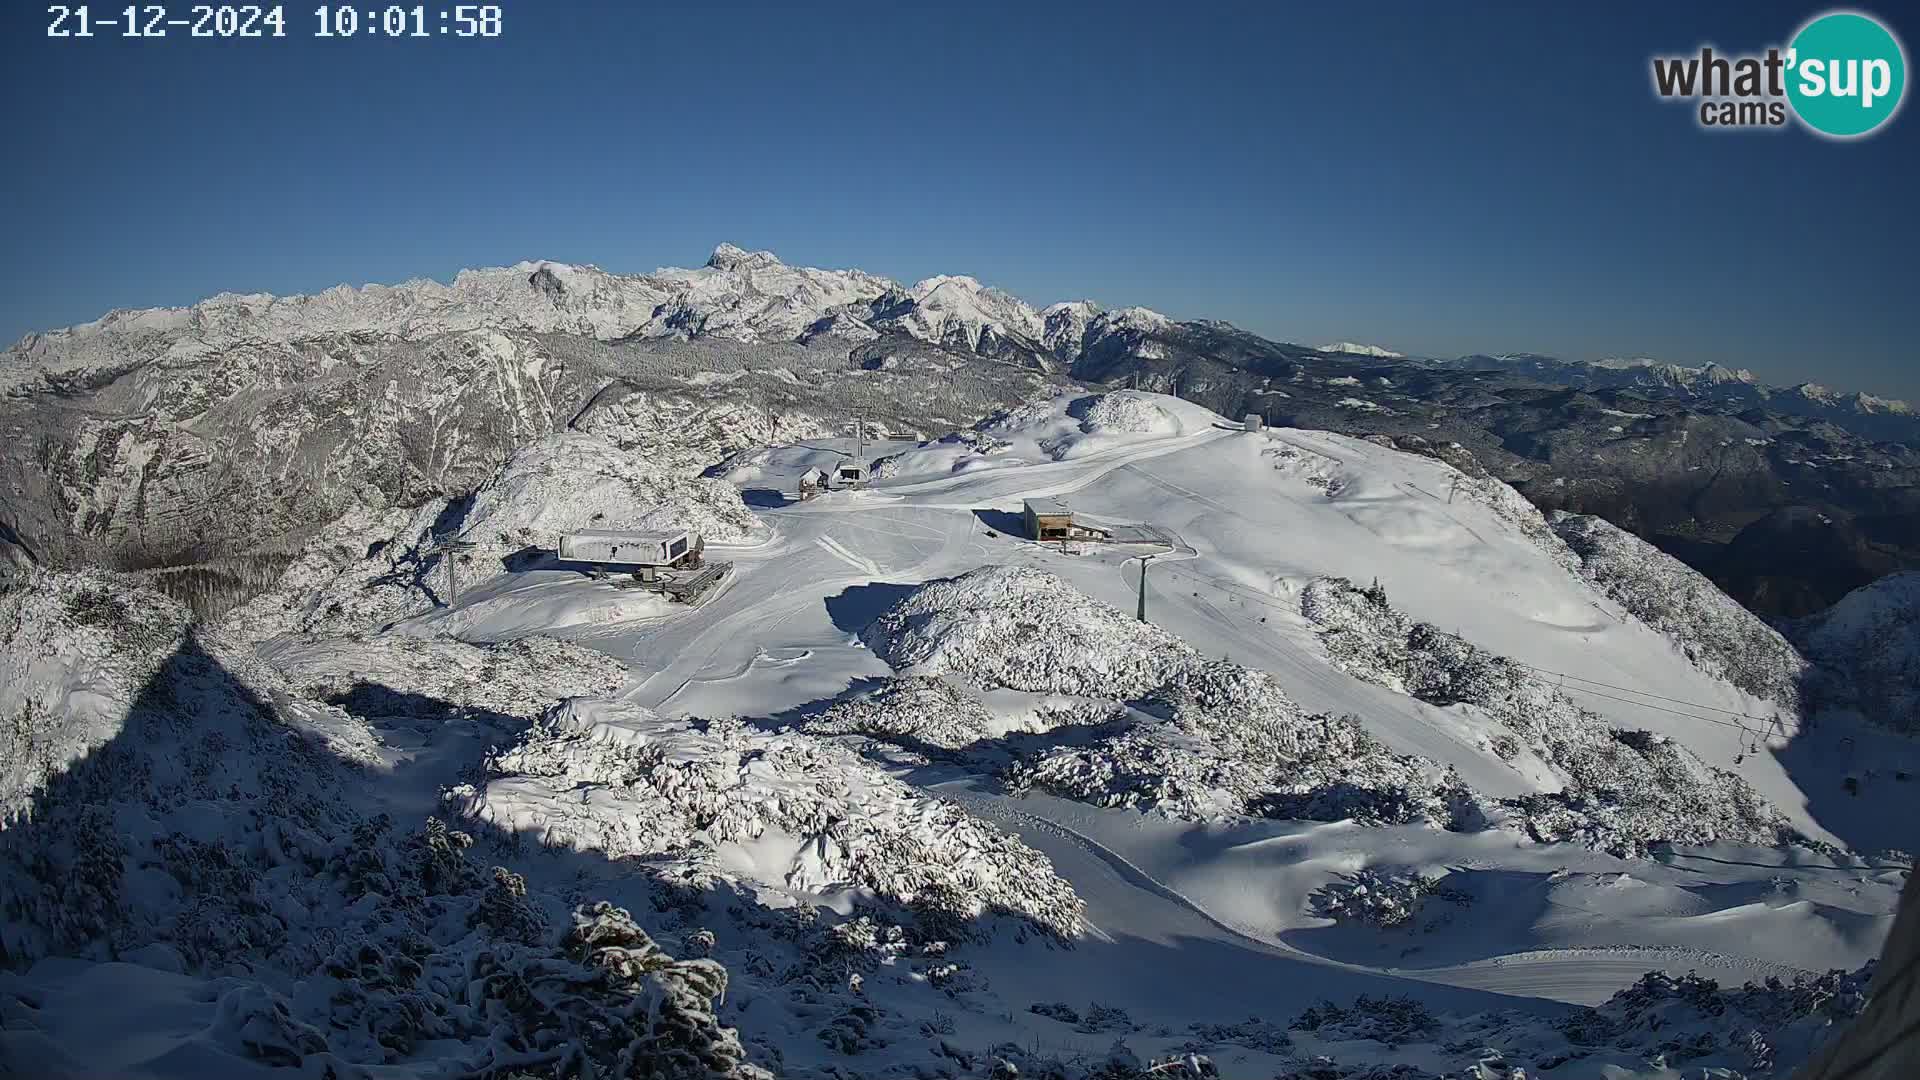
[1652,9,1907,138]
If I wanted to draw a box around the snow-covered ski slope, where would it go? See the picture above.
[400,391,1909,999]
[536,391,1886,824]
[11,390,1911,1080]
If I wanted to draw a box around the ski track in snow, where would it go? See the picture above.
[944,784,1798,1008]
[814,534,882,576]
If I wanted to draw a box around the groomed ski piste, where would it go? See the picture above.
[3,389,1913,1079]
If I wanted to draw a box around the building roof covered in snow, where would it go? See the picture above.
[564,527,689,544]
[1024,497,1073,519]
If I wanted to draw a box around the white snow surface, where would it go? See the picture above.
[4,391,1915,1080]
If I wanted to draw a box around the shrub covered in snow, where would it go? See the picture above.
[1308,869,1472,930]
[257,816,774,1078]
[1559,966,1873,1075]
[1290,995,1439,1046]
[800,675,998,751]
[1272,1059,1445,1079]
[1301,575,1801,856]
[1182,1016,1296,1056]
[1510,728,1799,855]
[266,631,629,724]
[1261,441,1344,493]
[2,570,202,821]
[863,566,1196,699]
[868,568,1483,827]
[986,1040,1219,1080]
[1266,962,1872,1078]
[0,570,790,1077]
[1553,511,1808,710]
[452,695,1087,940]
[1008,681,1480,828]
[1071,390,1178,435]
[1458,475,1581,573]
[466,898,772,1079]
[219,496,467,639]
[0,572,383,962]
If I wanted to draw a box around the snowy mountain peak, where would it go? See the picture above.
[1041,300,1101,357]
[704,242,785,271]
[1695,361,1757,383]
[1094,306,1172,332]
[1042,299,1100,319]
[909,273,986,298]
[1852,391,1913,415]
[874,273,1044,351]
[1319,342,1404,359]
[1591,357,1759,385]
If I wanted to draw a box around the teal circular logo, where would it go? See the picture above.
[1787,11,1907,137]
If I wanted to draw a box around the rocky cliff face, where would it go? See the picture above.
[3,329,604,567]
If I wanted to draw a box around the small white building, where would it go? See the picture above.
[1243,413,1264,433]
[831,461,869,489]
[558,529,705,582]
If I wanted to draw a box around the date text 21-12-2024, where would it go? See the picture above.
[47,5,504,38]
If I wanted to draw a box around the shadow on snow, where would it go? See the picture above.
[0,615,1584,1076]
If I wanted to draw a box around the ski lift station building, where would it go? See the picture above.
[557,528,702,577]
[1022,497,1112,542]
[831,461,869,489]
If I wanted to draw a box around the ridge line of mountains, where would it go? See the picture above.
[10,242,1912,428]
[3,242,1916,618]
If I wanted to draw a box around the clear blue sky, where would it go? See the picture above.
[3,2,1916,398]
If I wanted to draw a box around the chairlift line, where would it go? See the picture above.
[1514,661,1803,731]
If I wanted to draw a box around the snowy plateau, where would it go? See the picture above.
[0,253,1917,1080]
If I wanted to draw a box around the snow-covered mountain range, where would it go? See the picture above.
[1430,353,1916,436]
[5,244,1918,628]
[1317,342,1404,359]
